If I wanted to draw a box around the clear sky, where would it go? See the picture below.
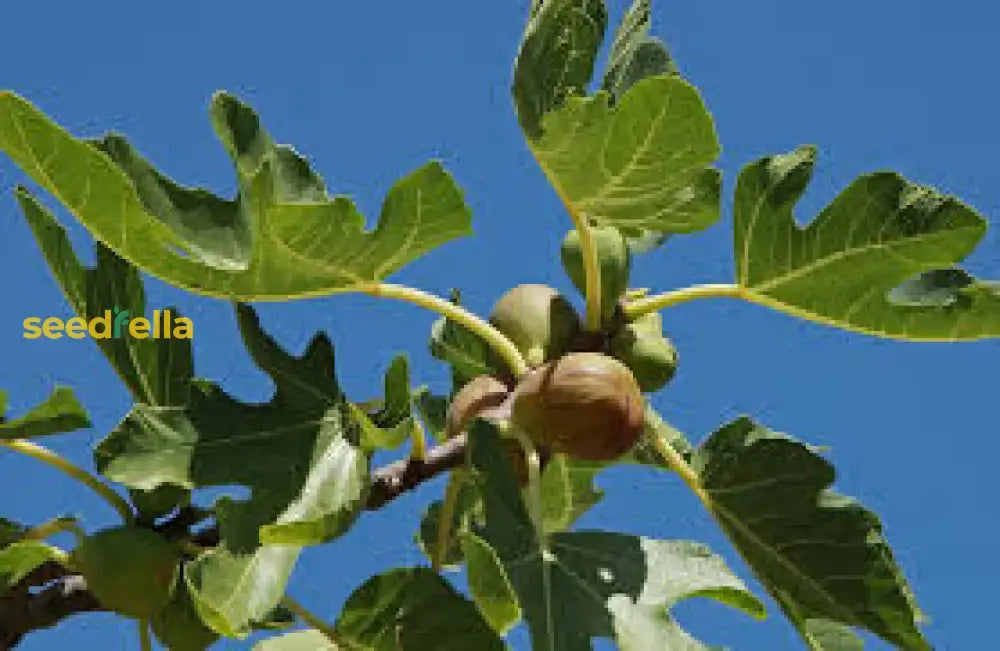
[1,1,997,649]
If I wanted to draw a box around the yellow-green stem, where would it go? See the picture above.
[624,283,743,320]
[282,595,350,648]
[410,420,428,463]
[512,428,547,552]
[433,471,462,572]
[575,217,603,332]
[360,283,529,378]
[0,439,134,524]
[138,619,152,651]
[647,430,712,508]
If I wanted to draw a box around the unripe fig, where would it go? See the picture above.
[511,352,644,461]
[152,585,219,651]
[488,284,580,367]
[72,526,180,619]
[560,226,630,322]
[609,312,678,392]
[445,374,511,437]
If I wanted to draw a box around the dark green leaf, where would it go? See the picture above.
[429,307,504,387]
[802,619,865,651]
[16,189,194,405]
[531,76,721,236]
[0,92,472,300]
[97,304,369,635]
[353,355,415,451]
[0,386,89,440]
[334,567,504,650]
[152,580,220,651]
[0,519,25,548]
[734,146,999,340]
[693,417,928,650]
[513,0,607,138]
[538,454,604,533]
[602,0,678,103]
[416,472,480,568]
[471,422,765,650]
[414,387,448,443]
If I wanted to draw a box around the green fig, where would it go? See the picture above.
[151,583,219,650]
[71,526,180,619]
[488,284,580,367]
[445,374,511,438]
[511,352,644,461]
[609,312,678,392]
[560,226,630,322]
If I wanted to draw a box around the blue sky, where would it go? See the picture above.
[1,1,997,648]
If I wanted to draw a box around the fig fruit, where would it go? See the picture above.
[71,526,180,619]
[488,284,580,367]
[609,312,678,392]
[560,226,630,322]
[151,584,219,651]
[511,352,644,461]
[445,374,511,437]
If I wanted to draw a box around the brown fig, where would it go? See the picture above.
[445,374,511,438]
[511,352,644,461]
[488,284,580,367]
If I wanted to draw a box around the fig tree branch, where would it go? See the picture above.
[0,432,469,647]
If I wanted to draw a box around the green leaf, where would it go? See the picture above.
[602,0,678,104]
[531,76,721,236]
[16,189,194,405]
[416,472,480,568]
[0,541,64,588]
[802,619,865,651]
[334,566,505,650]
[414,387,448,443]
[460,531,521,636]
[97,304,369,635]
[628,404,695,468]
[734,145,1000,340]
[0,92,472,300]
[693,417,928,650]
[0,519,25,548]
[254,630,338,650]
[538,454,604,533]
[471,422,765,650]
[512,0,608,138]
[352,355,415,451]
[0,386,89,440]
[429,300,504,388]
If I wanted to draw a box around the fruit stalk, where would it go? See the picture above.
[361,283,529,378]
[0,439,134,524]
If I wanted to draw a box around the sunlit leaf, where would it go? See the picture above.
[0,386,89,440]
[734,146,1000,340]
[0,92,472,300]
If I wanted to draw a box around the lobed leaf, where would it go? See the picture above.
[334,566,505,650]
[693,417,929,650]
[0,92,472,300]
[512,0,607,139]
[531,76,721,237]
[601,0,678,104]
[97,304,369,635]
[734,146,1000,340]
[0,386,89,440]
[470,422,765,650]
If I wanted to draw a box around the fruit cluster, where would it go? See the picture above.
[446,225,679,467]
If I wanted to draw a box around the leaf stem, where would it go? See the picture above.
[511,428,548,552]
[575,217,603,332]
[647,430,712,508]
[282,595,350,648]
[360,283,529,378]
[409,420,428,463]
[623,283,743,320]
[0,439,134,524]
[433,471,462,572]
[138,619,152,651]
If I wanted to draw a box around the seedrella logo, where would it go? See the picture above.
[23,307,193,340]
